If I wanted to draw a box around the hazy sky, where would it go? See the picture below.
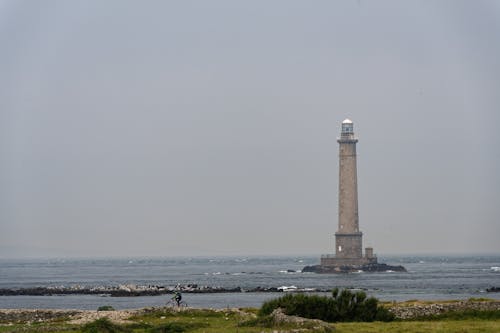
[1,1,499,258]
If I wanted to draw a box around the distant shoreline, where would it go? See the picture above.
[0,285,330,297]
[2,282,499,297]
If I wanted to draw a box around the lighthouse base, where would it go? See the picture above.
[302,262,407,274]
[320,255,377,267]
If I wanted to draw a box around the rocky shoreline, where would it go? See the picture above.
[2,283,498,298]
[0,284,329,297]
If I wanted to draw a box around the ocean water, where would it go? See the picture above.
[0,255,499,309]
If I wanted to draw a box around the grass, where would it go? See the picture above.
[1,306,499,333]
[0,323,80,333]
[97,306,116,312]
[335,320,500,333]
[129,308,264,333]
[82,318,128,332]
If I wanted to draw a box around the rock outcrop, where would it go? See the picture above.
[389,300,500,319]
[302,263,406,273]
[0,308,144,325]
[0,309,80,324]
[269,308,334,332]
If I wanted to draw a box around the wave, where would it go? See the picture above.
[279,270,301,274]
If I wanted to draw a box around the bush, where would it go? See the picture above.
[97,305,115,311]
[259,288,394,323]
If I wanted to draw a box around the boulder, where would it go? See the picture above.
[270,308,334,332]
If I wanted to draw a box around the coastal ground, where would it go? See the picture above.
[1,299,500,333]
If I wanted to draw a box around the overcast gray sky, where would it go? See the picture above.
[1,1,499,258]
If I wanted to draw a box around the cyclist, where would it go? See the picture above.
[172,290,182,307]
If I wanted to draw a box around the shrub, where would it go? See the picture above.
[259,288,394,323]
[97,305,115,311]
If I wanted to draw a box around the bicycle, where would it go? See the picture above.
[166,299,188,309]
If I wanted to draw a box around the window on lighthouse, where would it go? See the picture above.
[343,125,353,133]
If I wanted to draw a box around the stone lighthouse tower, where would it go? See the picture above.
[320,119,377,267]
[335,119,363,259]
[303,119,406,273]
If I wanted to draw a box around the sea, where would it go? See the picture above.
[0,255,499,310]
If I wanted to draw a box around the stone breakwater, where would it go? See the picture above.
[388,300,500,319]
[0,284,329,297]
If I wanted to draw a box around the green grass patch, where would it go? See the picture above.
[129,308,251,333]
[97,306,116,312]
[132,308,227,321]
[82,318,130,333]
[335,319,500,333]
[468,297,496,302]
[146,322,206,333]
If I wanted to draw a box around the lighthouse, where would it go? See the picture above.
[336,119,363,259]
[302,119,406,273]
[320,119,377,267]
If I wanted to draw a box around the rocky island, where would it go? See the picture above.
[302,262,407,273]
